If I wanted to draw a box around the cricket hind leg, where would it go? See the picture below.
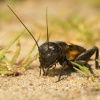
[75,46,99,69]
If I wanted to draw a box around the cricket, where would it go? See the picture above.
[7,5,100,82]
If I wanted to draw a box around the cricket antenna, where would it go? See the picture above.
[7,5,40,50]
[46,8,49,50]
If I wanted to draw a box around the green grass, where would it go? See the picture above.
[92,87,100,91]
[0,30,25,61]
[72,62,95,82]
[76,27,95,46]
[49,11,100,47]
[0,31,39,75]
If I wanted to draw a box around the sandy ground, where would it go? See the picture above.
[0,66,100,100]
[0,1,100,100]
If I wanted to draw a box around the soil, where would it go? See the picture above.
[0,1,100,100]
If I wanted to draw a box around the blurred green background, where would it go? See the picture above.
[0,0,100,48]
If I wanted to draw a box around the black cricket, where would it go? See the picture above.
[7,5,99,81]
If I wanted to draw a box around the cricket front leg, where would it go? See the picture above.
[57,60,73,82]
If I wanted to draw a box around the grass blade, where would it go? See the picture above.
[92,87,100,91]
[96,59,100,63]
[0,30,25,61]
[22,36,40,64]
[2,56,12,70]
[72,62,95,81]
[73,67,87,76]
[0,70,13,75]
[21,53,38,72]
[11,40,21,66]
